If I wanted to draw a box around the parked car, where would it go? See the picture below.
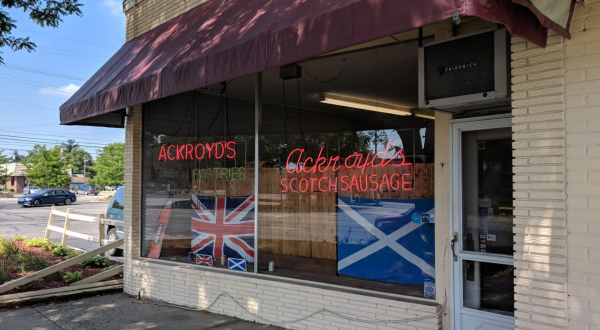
[75,184,100,195]
[17,189,77,207]
[23,186,40,195]
[105,186,124,256]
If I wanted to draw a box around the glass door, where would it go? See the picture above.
[451,117,514,330]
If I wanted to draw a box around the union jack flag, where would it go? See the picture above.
[191,195,255,262]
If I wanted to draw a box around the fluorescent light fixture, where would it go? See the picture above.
[319,94,412,116]
[413,111,436,120]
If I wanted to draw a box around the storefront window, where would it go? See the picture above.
[141,43,437,298]
[142,83,256,271]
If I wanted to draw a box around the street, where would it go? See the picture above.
[0,194,111,252]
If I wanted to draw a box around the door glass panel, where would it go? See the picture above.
[462,260,514,316]
[461,128,513,255]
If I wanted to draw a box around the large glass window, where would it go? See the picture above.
[141,42,437,298]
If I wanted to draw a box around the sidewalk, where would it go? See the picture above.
[0,293,283,330]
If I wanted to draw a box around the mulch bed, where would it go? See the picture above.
[2,241,122,295]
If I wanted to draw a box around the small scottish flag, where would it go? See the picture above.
[228,258,247,271]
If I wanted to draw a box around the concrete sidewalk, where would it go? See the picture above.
[0,293,284,330]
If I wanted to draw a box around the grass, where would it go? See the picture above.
[16,252,51,273]
[0,235,21,259]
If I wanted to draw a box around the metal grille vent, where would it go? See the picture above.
[424,31,495,101]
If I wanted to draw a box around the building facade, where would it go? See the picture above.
[60,1,600,329]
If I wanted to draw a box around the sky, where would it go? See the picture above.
[0,0,126,159]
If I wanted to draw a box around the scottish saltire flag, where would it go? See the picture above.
[337,197,435,285]
[191,195,255,262]
[228,258,247,271]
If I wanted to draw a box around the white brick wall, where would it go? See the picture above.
[565,1,600,329]
[511,32,568,330]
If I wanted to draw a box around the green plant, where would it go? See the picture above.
[63,271,83,284]
[51,246,73,257]
[0,261,10,283]
[13,234,26,241]
[42,241,61,251]
[66,250,85,259]
[79,255,111,268]
[102,264,118,272]
[24,238,47,247]
[44,271,62,281]
[0,236,21,259]
[16,252,50,272]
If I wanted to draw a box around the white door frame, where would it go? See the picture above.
[450,114,514,330]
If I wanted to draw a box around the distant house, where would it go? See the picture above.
[67,168,88,190]
[0,162,28,193]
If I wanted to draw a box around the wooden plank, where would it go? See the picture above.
[52,210,70,218]
[44,206,57,240]
[0,280,123,300]
[97,214,105,246]
[64,230,99,242]
[0,282,123,306]
[0,239,124,294]
[74,265,123,285]
[68,213,98,222]
[46,225,64,234]
[61,208,73,246]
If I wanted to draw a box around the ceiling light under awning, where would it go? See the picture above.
[319,94,412,116]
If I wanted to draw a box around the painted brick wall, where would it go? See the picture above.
[125,0,209,41]
[565,1,600,329]
[511,32,568,329]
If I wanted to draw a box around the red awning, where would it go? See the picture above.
[60,0,575,126]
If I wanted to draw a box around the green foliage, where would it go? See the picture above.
[12,234,25,241]
[0,260,10,283]
[51,246,73,256]
[16,252,50,272]
[0,163,11,186]
[24,237,46,247]
[91,143,124,188]
[63,271,83,284]
[0,236,20,259]
[0,150,9,164]
[43,271,62,281]
[65,250,85,259]
[65,148,95,177]
[79,255,111,268]
[102,264,118,272]
[24,145,71,188]
[42,241,61,251]
[0,1,83,64]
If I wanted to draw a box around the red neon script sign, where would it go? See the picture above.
[158,141,236,161]
[280,139,413,193]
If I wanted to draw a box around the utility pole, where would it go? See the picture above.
[83,157,87,183]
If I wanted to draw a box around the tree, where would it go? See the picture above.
[24,145,71,188]
[65,148,94,176]
[0,150,8,164]
[0,0,83,64]
[91,143,124,188]
[61,139,80,153]
[12,150,25,162]
[0,150,10,187]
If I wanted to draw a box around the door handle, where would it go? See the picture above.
[451,231,458,262]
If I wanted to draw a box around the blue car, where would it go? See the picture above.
[105,186,125,256]
[17,189,77,207]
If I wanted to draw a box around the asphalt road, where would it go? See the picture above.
[0,194,111,251]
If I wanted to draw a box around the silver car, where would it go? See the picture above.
[23,186,40,195]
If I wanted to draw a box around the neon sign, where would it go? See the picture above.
[158,141,236,161]
[280,139,413,193]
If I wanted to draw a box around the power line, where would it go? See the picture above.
[3,64,87,81]
[37,46,110,58]
[0,134,114,146]
[0,137,110,149]
[0,129,122,143]
[18,28,119,50]
[35,50,105,62]
[0,97,58,111]
[0,76,75,95]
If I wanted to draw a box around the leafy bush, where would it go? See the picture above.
[103,264,118,272]
[13,234,26,241]
[24,238,47,247]
[79,255,111,268]
[16,252,51,272]
[44,271,62,281]
[66,250,85,259]
[51,246,73,257]
[0,236,21,259]
[42,241,61,251]
[63,271,83,284]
